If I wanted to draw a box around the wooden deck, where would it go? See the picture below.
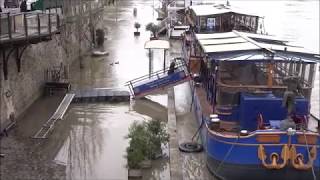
[33,93,74,139]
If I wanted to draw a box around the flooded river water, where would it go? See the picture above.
[0,0,318,180]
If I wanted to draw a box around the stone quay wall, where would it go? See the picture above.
[0,1,105,133]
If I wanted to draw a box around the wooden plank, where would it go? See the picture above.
[51,93,74,119]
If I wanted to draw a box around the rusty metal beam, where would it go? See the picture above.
[1,45,29,80]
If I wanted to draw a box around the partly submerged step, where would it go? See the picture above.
[72,88,130,102]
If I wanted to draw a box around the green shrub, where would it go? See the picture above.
[145,22,159,38]
[134,22,141,32]
[126,120,169,169]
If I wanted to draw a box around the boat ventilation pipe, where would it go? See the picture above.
[192,73,201,82]
[240,130,249,136]
[210,117,220,130]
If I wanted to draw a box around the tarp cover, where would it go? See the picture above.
[189,4,260,17]
[195,31,320,62]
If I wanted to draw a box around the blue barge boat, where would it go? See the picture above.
[184,30,320,180]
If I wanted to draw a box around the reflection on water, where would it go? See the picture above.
[55,0,319,179]
[53,100,170,180]
[62,0,171,178]
[54,103,154,180]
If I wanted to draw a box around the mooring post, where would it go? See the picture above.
[163,49,166,71]
[37,13,41,36]
[149,49,152,78]
[23,13,28,38]
[7,13,12,40]
[48,13,52,34]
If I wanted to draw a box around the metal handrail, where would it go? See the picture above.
[0,11,60,43]
[126,62,187,85]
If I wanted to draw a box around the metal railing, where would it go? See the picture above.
[0,11,60,44]
[126,58,188,95]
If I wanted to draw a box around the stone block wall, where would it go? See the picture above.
[0,2,104,132]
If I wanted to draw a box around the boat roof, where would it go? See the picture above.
[195,31,320,63]
[189,4,261,17]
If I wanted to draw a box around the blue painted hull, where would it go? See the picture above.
[207,156,319,180]
[191,86,320,180]
[206,131,320,180]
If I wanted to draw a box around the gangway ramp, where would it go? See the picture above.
[127,60,191,98]
[33,93,74,139]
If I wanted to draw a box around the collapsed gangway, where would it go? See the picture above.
[126,58,191,98]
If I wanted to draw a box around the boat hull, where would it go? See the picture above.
[190,84,320,180]
[207,156,319,180]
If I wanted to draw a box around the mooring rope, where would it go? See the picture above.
[191,118,204,142]
[216,134,240,173]
[303,130,317,180]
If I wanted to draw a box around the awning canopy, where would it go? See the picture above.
[189,4,261,17]
[195,31,320,63]
[144,40,170,49]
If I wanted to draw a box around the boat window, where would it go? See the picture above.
[200,17,207,30]
[207,18,216,31]
[217,61,314,100]
[219,62,263,85]
[250,17,256,30]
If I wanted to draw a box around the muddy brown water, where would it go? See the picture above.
[1,0,171,179]
[1,0,319,180]
[62,0,172,178]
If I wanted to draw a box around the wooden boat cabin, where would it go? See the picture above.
[186,4,263,33]
[185,31,319,132]
[185,31,320,180]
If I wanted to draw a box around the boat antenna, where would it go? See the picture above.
[226,0,230,6]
